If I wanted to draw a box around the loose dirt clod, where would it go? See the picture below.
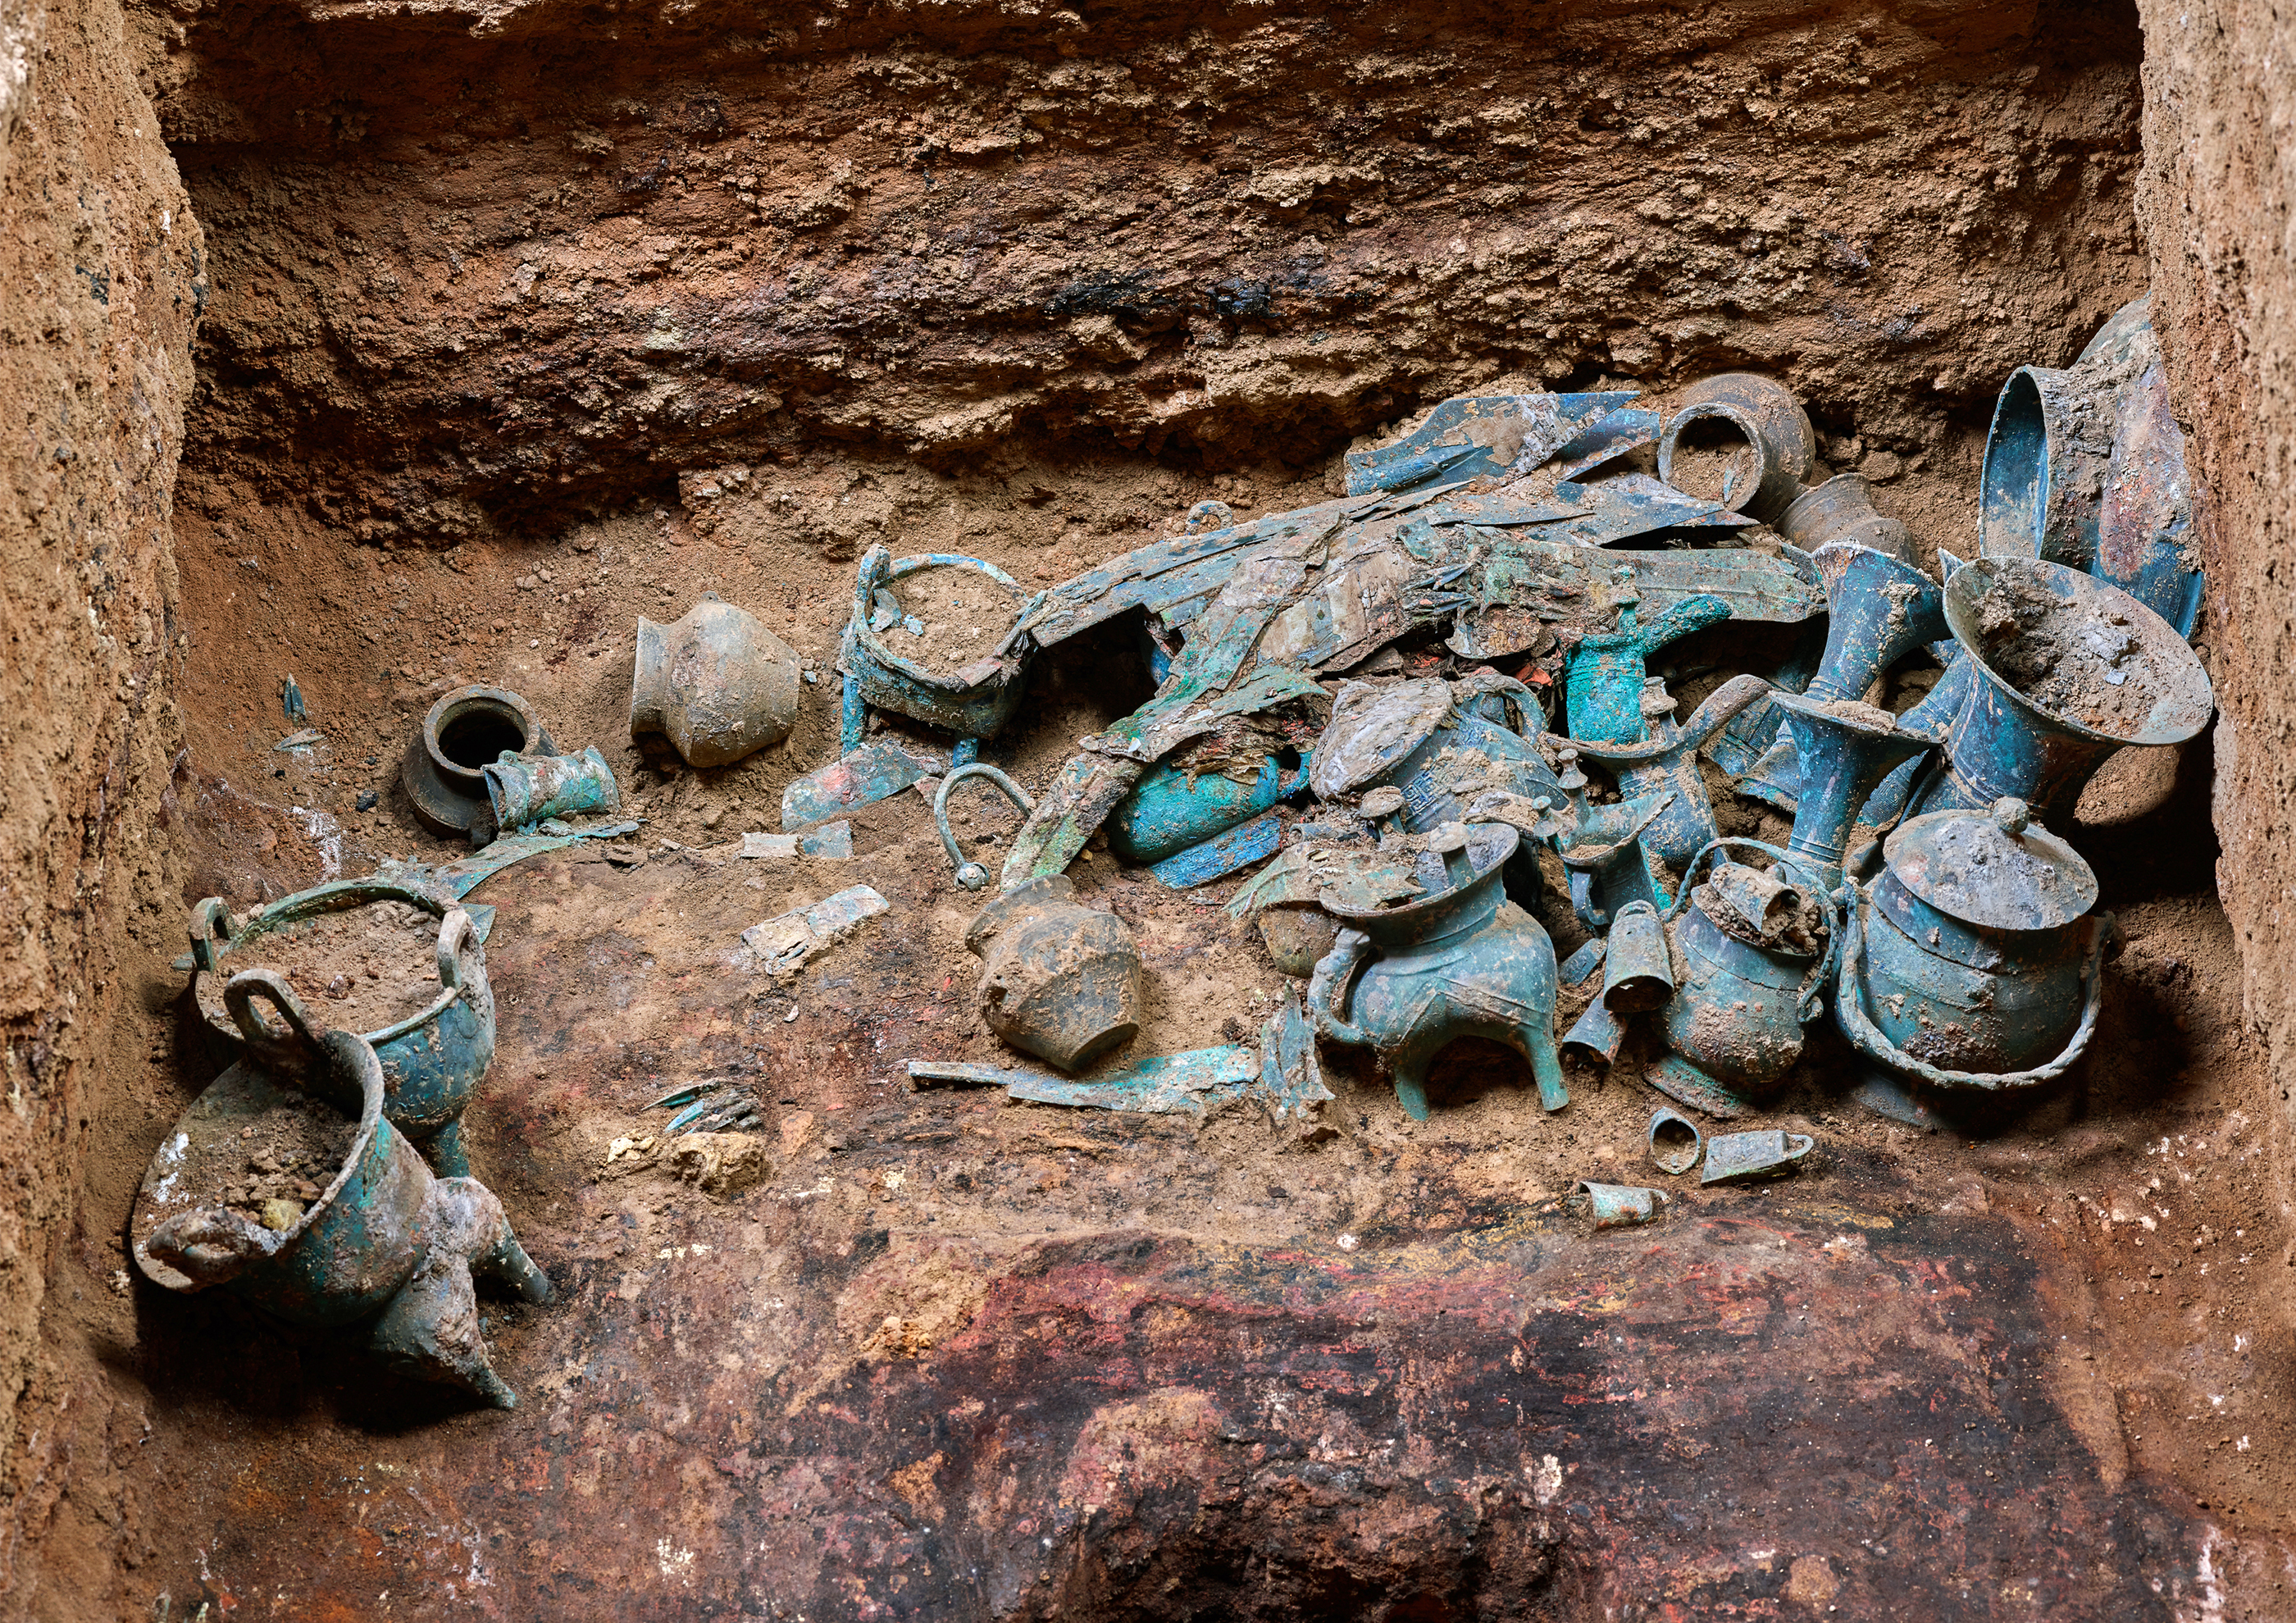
[1665,436,1761,505]
[883,565,1023,678]
[1975,574,2168,734]
[208,1094,359,1225]
[195,900,443,1034]
[1805,696,1899,725]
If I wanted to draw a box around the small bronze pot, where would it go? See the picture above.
[401,686,555,834]
[964,875,1145,1072]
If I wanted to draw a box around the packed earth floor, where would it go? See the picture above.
[60,440,2280,1619]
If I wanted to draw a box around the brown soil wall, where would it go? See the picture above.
[138,0,2147,540]
[0,0,202,1608]
[2136,3,2296,1213]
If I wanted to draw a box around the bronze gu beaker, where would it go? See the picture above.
[1738,543,1945,814]
[1906,555,2212,827]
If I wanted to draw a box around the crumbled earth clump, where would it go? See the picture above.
[880,563,1026,678]
[1975,572,2171,733]
[193,900,444,1035]
[1664,426,1764,506]
[206,1096,359,1227]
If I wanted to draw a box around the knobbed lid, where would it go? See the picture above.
[1881,797,2097,931]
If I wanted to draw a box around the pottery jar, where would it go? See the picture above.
[631,592,801,768]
